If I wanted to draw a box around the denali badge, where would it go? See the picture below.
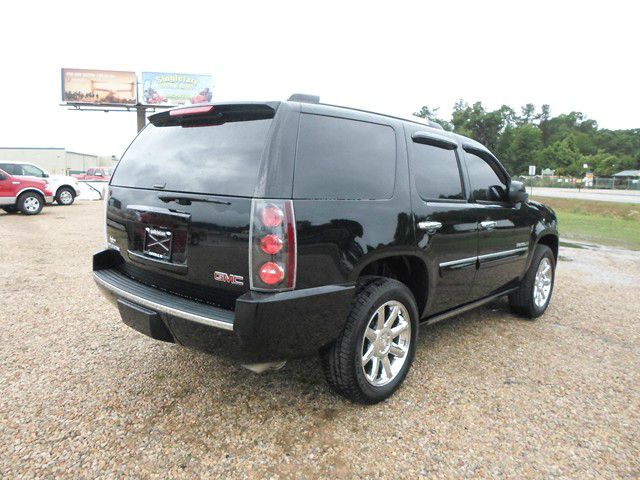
[214,271,244,286]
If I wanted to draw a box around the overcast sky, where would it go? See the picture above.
[1,0,638,157]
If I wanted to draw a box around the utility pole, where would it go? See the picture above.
[136,105,147,133]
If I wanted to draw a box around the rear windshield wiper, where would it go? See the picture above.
[159,195,231,206]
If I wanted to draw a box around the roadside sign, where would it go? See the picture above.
[140,72,214,106]
[61,68,137,105]
[528,165,536,176]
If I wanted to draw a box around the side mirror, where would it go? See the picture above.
[43,172,50,178]
[509,180,528,203]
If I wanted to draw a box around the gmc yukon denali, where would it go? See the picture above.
[94,95,558,403]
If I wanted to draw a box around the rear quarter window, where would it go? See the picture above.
[293,114,396,200]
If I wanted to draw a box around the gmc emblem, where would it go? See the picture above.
[213,271,244,286]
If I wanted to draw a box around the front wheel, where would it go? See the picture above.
[17,191,44,215]
[321,278,419,404]
[509,244,555,319]
[56,186,75,205]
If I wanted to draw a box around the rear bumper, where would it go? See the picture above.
[93,250,354,362]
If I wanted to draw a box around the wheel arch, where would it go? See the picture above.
[354,253,429,317]
[536,233,558,261]
[55,184,75,196]
[16,187,45,200]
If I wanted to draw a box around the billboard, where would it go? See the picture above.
[140,72,213,106]
[61,68,137,105]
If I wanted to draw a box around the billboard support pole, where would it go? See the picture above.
[136,106,147,133]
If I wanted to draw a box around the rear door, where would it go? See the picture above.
[462,148,530,299]
[406,128,478,314]
[0,170,16,203]
[106,103,286,309]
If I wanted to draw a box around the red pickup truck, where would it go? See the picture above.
[0,168,53,215]
[72,167,113,181]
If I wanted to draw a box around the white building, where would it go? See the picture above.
[0,147,115,175]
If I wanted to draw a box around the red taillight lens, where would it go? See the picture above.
[250,199,297,291]
[260,234,283,255]
[260,204,284,228]
[258,262,284,285]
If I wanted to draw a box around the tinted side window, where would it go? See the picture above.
[465,152,508,202]
[22,165,44,177]
[0,163,21,175]
[293,114,396,200]
[409,142,463,200]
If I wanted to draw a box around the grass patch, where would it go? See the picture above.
[532,196,640,250]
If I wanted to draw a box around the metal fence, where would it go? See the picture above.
[517,176,640,190]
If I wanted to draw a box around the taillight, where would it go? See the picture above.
[260,204,284,228]
[258,261,284,285]
[249,199,297,291]
[260,234,283,255]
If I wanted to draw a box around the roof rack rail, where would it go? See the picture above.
[288,93,320,104]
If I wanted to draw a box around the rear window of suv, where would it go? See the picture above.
[111,118,273,197]
[293,114,396,200]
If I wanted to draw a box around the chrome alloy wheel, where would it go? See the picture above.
[533,257,553,308]
[59,190,73,205]
[23,196,40,213]
[361,300,411,387]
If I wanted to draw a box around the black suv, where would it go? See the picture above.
[94,95,558,403]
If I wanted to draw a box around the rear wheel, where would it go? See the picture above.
[56,186,75,205]
[17,191,44,215]
[321,277,418,404]
[509,244,555,318]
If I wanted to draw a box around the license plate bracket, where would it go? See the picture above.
[143,227,173,261]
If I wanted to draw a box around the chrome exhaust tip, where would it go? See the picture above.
[241,361,287,374]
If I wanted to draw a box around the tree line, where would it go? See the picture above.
[414,101,640,177]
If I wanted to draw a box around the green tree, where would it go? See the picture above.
[451,101,515,150]
[519,103,536,124]
[501,124,543,174]
[413,105,453,131]
[414,100,640,177]
[537,137,584,176]
[586,152,636,176]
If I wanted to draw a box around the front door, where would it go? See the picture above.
[406,129,478,315]
[462,149,531,299]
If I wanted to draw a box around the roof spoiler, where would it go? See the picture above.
[149,103,277,127]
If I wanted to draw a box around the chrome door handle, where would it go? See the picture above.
[480,220,497,231]
[417,221,443,234]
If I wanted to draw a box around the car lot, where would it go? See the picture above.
[1,201,639,478]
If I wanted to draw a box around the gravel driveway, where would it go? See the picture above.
[1,201,639,479]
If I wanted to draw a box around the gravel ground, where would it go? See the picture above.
[1,201,639,479]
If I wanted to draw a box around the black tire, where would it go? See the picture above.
[509,244,555,319]
[55,186,75,205]
[321,277,419,404]
[17,191,44,215]
[1,205,18,214]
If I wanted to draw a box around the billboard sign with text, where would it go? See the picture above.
[140,72,213,106]
[61,68,137,105]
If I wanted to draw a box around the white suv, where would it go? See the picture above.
[0,162,81,205]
